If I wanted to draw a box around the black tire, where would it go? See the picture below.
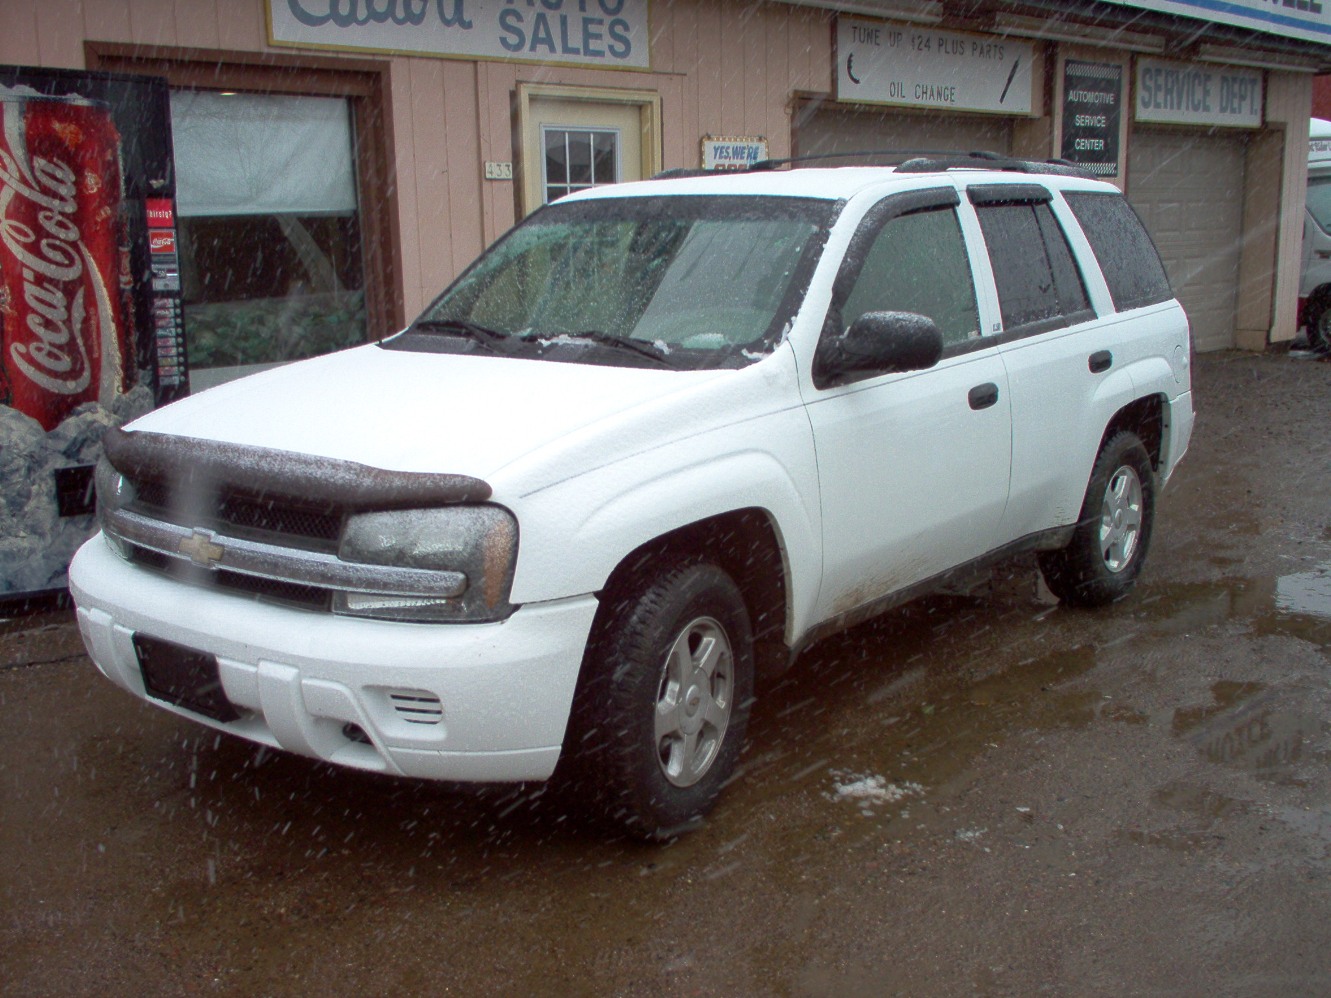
[1307,290,1331,352]
[1039,430,1155,608]
[567,559,754,840]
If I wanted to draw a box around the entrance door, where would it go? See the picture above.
[517,85,662,216]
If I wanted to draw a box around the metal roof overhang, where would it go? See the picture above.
[771,0,1331,73]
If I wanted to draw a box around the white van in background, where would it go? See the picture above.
[1300,118,1331,349]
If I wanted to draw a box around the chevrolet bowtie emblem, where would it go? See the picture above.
[178,530,225,568]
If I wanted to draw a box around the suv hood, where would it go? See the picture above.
[125,344,728,480]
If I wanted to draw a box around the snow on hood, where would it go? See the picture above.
[125,344,727,481]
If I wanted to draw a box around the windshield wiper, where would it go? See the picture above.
[412,318,512,353]
[526,330,675,368]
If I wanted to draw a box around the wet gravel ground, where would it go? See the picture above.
[4,350,1331,996]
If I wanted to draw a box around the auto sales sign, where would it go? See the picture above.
[269,0,651,69]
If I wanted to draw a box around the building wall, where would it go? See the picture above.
[1,0,835,319]
[1,0,1315,348]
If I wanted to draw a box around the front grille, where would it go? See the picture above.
[132,478,342,549]
[129,547,332,612]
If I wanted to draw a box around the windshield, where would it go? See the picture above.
[390,195,837,370]
[1309,175,1331,233]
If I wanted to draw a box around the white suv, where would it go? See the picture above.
[70,156,1193,838]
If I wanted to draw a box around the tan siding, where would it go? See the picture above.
[478,59,517,247]
[171,0,221,50]
[33,0,87,68]
[390,59,424,319]
[742,8,767,136]
[764,11,791,160]
[443,60,485,280]
[128,0,179,48]
[81,0,136,50]
[408,57,453,314]
[215,1,267,50]
[1260,71,1313,345]
[0,7,40,68]
[670,0,700,166]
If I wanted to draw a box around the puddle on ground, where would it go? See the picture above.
[1129,567,1331,650]
[1275,566,1331,621]
[1120,783,1245,853]
[1180,693,1322,779]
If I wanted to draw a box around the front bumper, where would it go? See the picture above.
[69,534,598,782]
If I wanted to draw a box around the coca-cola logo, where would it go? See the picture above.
[0,114,115,397]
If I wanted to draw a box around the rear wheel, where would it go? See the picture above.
[568,559,754,839]
[1039,430,1155,607]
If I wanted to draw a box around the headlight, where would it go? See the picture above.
[94,456,133,516]
[94,456,134,558]
[334,505,518,623]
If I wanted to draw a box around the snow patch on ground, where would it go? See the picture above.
[826,771,924,814]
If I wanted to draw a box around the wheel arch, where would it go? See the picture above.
[591,508,792,683]
[1100,394,1165,473]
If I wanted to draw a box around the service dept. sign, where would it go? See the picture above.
[836,18,1034,115]
[1135,58,1262,128]
[269,0,650,69]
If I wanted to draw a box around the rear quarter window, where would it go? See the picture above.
[973,198,1091,333]
[1064,192,1172,312]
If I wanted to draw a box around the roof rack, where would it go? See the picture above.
[896,153,1096,179]
[750,148,1091,179]
[649,148,1097,180]
[749,148,971,171]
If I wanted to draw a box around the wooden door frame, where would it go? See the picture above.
[86,42,404,339]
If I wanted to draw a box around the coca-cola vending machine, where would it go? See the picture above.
[0,66,184,608]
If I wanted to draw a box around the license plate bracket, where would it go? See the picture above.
[133,634,240,723]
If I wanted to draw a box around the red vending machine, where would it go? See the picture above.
[0,66,183,607]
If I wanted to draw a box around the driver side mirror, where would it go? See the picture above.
[813,310,944,388]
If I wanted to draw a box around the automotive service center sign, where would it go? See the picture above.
[269,0,650,69]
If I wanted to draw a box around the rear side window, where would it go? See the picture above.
[974,199,1091,333]
[1064,192,1172,311]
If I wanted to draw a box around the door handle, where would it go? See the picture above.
[1089,350,1113,374]
[968,382,999,410]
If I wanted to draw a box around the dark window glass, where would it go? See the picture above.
[406,195,838,370]
[840,206,979,346]
[543,128,619,203]
[179,214,365,370]
[1064,192,1172,311]
[976,202,1090,330]
[1308,176,1331,233]
[1036,204,1091,318]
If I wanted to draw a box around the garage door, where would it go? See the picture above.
[794,103,1014,164]
[1129,129,1247,352]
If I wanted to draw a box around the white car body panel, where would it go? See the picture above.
[68,162,1196,787]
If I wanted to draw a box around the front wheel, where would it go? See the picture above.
[1307,291,1331,352]
[568,560,754,839]
[1039,430,1156,607]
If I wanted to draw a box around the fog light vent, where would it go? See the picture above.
[342,722,371,744]
[389,690,444,725]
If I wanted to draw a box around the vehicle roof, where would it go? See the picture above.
[562,163,1121,204]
